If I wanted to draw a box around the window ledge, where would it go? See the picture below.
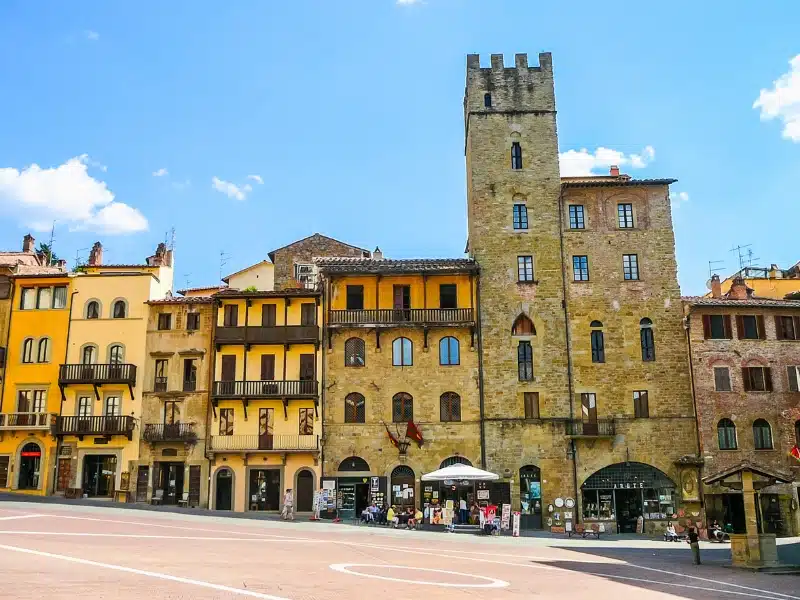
[755,448,777,452]
[517,280,539,286]
[572,279,591,284]
[717,448,740,452]
[623,279,643,283]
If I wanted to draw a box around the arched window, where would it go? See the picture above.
[439,336,460,366]
[753,419,773,450]
[36,338,50,363]
[86,300,100,319]
[440,456,472,468]
[511,142,523,170]
[392,337,413,367]
[344,338,365,367]
[440,392,461,422]
[112,299,127,319]
[390,465,415,510]
[344,392,365,423]
[21,338,34,363]
[108,344,124,364]
[590,321,605,363]
[640,318,655,361]
[392,392,413,422]
[512,314,535,336]
[717,418,737,450]
[338,456,370,472]
[81,344,98,365]
[518,341,533,381]
[17,441,42,490]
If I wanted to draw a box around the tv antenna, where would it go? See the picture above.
[73,247,90,270]
[707,260,725,280]
[46,221,56,265]
[166,227,176,251]
[730,244,757,271]
[219,251,231,288]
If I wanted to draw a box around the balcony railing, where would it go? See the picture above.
[153,377,168,392]
[0,412,54,430]
[142,422,197,443]
[59,363,137,386]
[209,434,319,453]
[565,419,616,438]
[212,380,318,399]
[53,415,135,439]
[214,325,319,345]
[183,379,197,392]
[328,308,474,326]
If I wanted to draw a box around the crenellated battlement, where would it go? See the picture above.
[466,52,551,73]
[464,52,555,116]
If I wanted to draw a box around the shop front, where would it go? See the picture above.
[581,462,677,534]
[83,454,118,498]
[519,465,543,529]
[153,462,185,506]
[322,456,387,520]
[248,468,281,511]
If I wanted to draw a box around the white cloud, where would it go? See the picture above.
[247,174,264,184]
[212,176,252,201]
[559,145,655,177]
[85,30,100,41]
[670,191,689,209]
[152,167,168,177]
[0,155,148,234]
[753,55,800,142]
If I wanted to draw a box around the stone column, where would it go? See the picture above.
[741,470,762,564]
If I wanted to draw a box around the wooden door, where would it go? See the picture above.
[300,303,316,326]
[259,408,274,450]
[393,285,410,309]
[220,355,236,395]
[260,355,275,381]
[189,465,201,507]
[136,466,149,502]
[56,458,71,493]
[299,354,315,395]
[296,470,314,512]
[581,393,598,435]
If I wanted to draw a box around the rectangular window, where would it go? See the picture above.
[295,263,317,289]
[704,314,732,339]
[77,396,92,417]
[776,316,800,340]
[633,391,649,418]
[524,392,539,419]
[157,313,172,330]
[16,390,31,412]
[36,287,51,310]
[20,288,34,310]
[511,142,522,170]
[299,408,314,435]
[0,456,8,488]
[261,304,277,327]
[219,408,234,436]
[105,396,121,416]
[186,312,200,331]
[517,256,534,282]
[736,315,763,340]
[222,305,238,327]
[183,359,197,392]
[260,354,275,380]
[518,341,533,381]
[590,330,605,363]
[568,205,585,230]
[300,303,316,326]
[742,366,772,392]
[513,204,528,230]
[154,359,168,392]
[52,286,67,309]
[787,366,800,392]
[618,203,634,228]
[573,256,589,281]
[32,390,45,413]
[622,254,639,280]
[714,367,732,392]
[346,286,364,311]
[439,284,458,309]
[164,401,180,425]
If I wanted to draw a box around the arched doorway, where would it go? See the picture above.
[439,456,472,469]
[338,456,370,472]
[295,470,314,512]
[390,465,415,511]
[581,462,676,534]
[18,442,42,490]
[337,456,371,520]
[215,468,233,511]
[519,465,542,529]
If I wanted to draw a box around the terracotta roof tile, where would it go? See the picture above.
[561,178,677,188]
[683,295,800,309]
[315,257,478,275]
[148,296,214,305]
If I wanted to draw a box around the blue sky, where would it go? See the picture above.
[0,1,798,295]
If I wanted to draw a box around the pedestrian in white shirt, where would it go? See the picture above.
[282,489,294,521]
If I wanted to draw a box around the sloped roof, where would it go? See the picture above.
[213,288,319,299]
[177,285,229,296]
[0,252,44,268]
[222,260,272,284]
[267,233,370,262]
[561,178,677,188]
[148,296,214,305]
[315,257,478,275]
[683,295,800,309]
[703,460,792,485]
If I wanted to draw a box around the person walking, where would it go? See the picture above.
[459,497,469,525]
[687,526,701,565]
[282,489,294,521]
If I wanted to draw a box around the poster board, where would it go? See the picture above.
[501,504,511,530]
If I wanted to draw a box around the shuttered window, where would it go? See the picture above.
[742,366,772,392]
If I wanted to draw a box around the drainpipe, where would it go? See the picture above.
[684,311,705,518]
[475,271,487,469]
[52,289,79,496]
[320,278,328,481]
[0,281,17,412]
[206,300,218,509]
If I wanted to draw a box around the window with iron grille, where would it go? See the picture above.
[742,366,772,392]
[513,204,528,230]
[573,256,589,281]
[344,393,365,423]
[344,338,365,367]
[219,408,234,436]
[633,390,649,418]
[623,254,639,280]
[524,392,539,419]
[640,318,655,361]
[440,392,461,422]
[590,327,605,363]
[753,419,773,449]
[518,341,533,381]
[517,256,534,282]
[568,205,585,229]
[0,456,8,488]
[186,312,200,331]
[511,142,522,170]
[392,392,413,422]
[718,419,737,449]
[618,203,634,228]
[714,367,732,391]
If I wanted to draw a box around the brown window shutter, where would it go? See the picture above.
[794,317,800,340]
[741,367,751,392]
[702,315,711,339]
[789,367,799,393]
[775,315,785,340]
[735,315,744,339]
[757,315,766,339]
[261,355,275,380]
[764,367,773,392]
[723,315,733,339]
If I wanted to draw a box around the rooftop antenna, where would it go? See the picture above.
[46,221,56,266]
[166,227,176,251]
[219,251,231,289]
[745,248,760,268]
[182,273,192,290]
[73,247,90,270]
[708,260,725,280]
[730,244,753,271]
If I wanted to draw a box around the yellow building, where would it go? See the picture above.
[710,264,800,300]
[209,288,321,512]
[53,242,173,499]
[0,270,72,494]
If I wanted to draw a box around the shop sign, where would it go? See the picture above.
[477,489,490,500]
[322,480,336,490]
[370,477,379,492]
[501,504,511,530]
[613,482,644,489]
[21,451,41,457]
[512,512,521,537]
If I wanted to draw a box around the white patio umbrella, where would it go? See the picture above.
[421,463,499,482]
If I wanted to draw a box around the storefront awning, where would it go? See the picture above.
[421,464,499,482]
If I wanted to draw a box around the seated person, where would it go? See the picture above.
[664,522,678,542]
[414,508,423,529]
[407,508,417,529]
[360,507,372,523]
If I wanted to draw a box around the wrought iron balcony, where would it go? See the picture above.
[214,325,319,345]
[142,422,197,443]
[153,377,168,392]
[212,380,318,399]
[59,363,137,386]
[328,308,474,327]
[209,434,319,453]
[53,415,135,439]
[565,419,616,438]
[0,412,54,430]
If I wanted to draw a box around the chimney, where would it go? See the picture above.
[728,276,750,300]
[373,247,383,260]
[22,234,35,253]
[609,165,620,177]
[710,274,722,299]
[88,241,103,266]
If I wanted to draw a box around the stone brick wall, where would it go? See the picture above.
[271,234,368,290]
